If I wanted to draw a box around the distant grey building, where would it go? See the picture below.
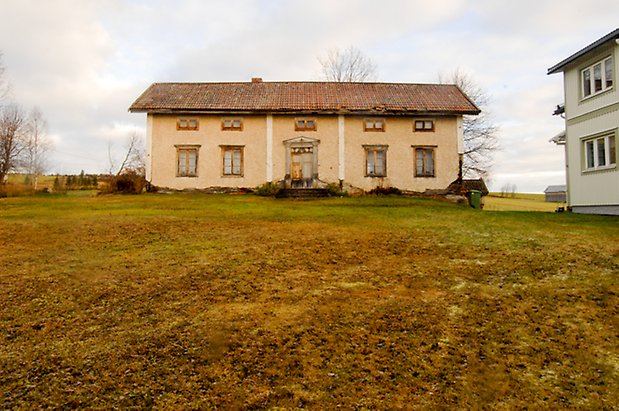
[544,185,567,203]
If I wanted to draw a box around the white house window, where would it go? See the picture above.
[414,120,435,132]
[584,134,616,171]
[364,118,385,132]
[221,146,244,176]
[581,56,613,98]
[176,146,199,177]
[177,118,199,130]
[222,118,243,131]
[414,147,435,177]
[364,145,387,177]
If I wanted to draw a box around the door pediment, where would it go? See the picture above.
[283,136,320,146]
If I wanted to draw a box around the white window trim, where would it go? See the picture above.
[582,132,616,172]
[581,56,613,100]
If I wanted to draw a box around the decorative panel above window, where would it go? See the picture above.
[414,120,435,132]
[295,118,317,131]
[581,56,613,99]
[222,118,243,131]
[364,118,385,132]
[177,118,199,131]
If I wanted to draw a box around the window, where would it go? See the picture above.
[364,118,385,132]
[222,118,243,131]
[581,56,613,98]
[584,134,616,171]
[414,120,435,132]
[221,146,244,176]
[415,147,435,177]
[364,145,387,177]
[177,118,199,130]
[295,118,317,131]
[176,146,199,177]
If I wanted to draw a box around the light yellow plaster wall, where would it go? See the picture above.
[149,114,266,189]
[343,116,460,191]
[149,113,460,192]
[270,115,340,182]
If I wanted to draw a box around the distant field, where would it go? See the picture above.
[484,193,562,212]
[0,194,617,409]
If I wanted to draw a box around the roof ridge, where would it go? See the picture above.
[151,81,459,87]
[129,81,480,114]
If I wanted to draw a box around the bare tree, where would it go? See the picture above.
[0,52,11,104]
[0,105,28,184]
[439,69,499,179]
[500,183,517,198]
[24,107,52,189]
[318,46,378,82]
[108,131,145,176]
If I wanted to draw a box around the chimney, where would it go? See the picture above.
[251,77,263,83]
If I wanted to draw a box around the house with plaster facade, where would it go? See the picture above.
[129,79,479,193]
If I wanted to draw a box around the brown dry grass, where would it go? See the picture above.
[0,194,617,409]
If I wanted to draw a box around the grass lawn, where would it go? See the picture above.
[1,194,617,409]
[484,193,562,212]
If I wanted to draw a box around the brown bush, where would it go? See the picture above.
[99,171,146,194]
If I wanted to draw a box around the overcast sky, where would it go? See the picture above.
[1,0,618,192]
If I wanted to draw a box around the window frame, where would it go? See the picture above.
[295,118,317,131]
[222,117,243,131]
[363,145,388,177]
[582,132,616,172]
[581,56,613,99]
[414,119,435,132]
[413,146,436,178]
[175,145,200,177]
[220,145,244,177]
[364,118,385,132]
[177,118,199,131]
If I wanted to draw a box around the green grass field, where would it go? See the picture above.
[484,193,562,212]
[1,194,617,408]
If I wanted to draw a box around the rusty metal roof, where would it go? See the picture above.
[129,81,480,115]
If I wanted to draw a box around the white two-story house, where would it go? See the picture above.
[548,29,619,215]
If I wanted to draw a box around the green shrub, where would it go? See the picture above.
[254,182,280,197]
[325,183,348,197]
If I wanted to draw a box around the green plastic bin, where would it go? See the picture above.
[469,190,481,209]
